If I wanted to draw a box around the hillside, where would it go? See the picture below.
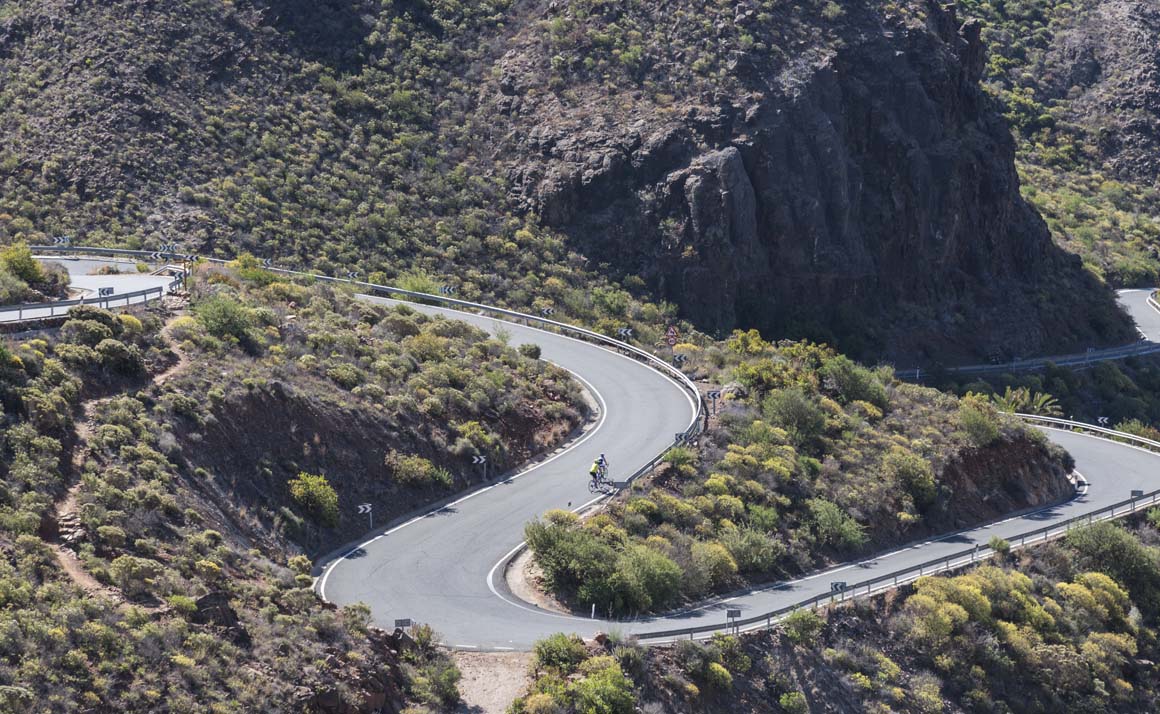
[512,517,1160,713]
[0,0,1134,361]
[957,0,1160,286]
[523,333,1073,615]
[0,261,582,712]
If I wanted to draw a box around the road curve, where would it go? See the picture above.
[319,299,1160,650]
[317,298,699,650]
[940,288,1160,376]
[0,257,174,325]
[1120,288,1160,341]
[8,248,1159,650]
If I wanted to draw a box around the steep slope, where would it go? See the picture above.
[0,0,1133,361]
[958,0,1160,286]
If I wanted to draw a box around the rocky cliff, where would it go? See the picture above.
[493,0,1132,361]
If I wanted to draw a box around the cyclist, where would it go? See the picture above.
[589,454,609,487]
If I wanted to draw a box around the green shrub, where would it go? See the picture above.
[533,633,588,673]
[720,526,784,573]
[608,545,682,612]
[819,355,888,409]
[287,472,339,527]
[690,541,738,590]
[882,447,936,508]
[388,452,453,489]
[989,535,1010,556]
[61,319,114,347]
[326,363,364,389]
[958,396,1001,446]
[705,661,733,690]
[0,242,44,284]
[806,499,865,549]
[763,388,825,448]
[782,608,824,645]
[779,691,809,714]
[570,656,635,714]
[519,343,542,360]
[95,339,145,375]
[195,294,252,341]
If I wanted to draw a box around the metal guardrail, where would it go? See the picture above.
[920,341,1160,380]
[26,246,705,448]
[0,284,173,322]
[632,416,1160,642]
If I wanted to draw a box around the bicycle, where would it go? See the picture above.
[588,464,614,493]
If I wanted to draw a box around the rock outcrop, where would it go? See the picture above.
[495,0,1133,362]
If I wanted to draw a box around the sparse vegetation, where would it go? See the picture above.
[0,258,584,710]
[514,518,1160,713]
[525,333,1063,615]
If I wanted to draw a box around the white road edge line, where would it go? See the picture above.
[317,364,612,602]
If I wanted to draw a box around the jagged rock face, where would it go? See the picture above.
[501,1,1131,362]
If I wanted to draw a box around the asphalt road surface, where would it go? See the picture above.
[1120,288,1160,342]
[0,257,173,324]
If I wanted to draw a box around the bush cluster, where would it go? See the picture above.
[525,332,1036,615]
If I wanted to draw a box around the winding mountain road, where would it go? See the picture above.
[7,250,1160,650]
[318,294,1160,650]
[940,288,1160,376]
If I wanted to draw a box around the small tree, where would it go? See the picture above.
[195,294,252,341]
[288,472,339,527]
[0,242,44,284]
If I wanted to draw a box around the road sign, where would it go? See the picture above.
[726,609,741,619]
[1098,416,1110,426]
[52,236,71,246]
[346,271,360,281]
[472,455,487,465]
[356,502,373,529]
[439,285,456,295]
[150,251,163,261]
[674,432,688,444]
[617,327,633,338]
[540,307,556,317]
[831,581,847,592]
[673,354,688,365]
[394,618,413,629]
[262,258,273,268]
[666,325,679,338]
[97,287,115,298]
[707,390,722,400]
[1132,490,1145,498]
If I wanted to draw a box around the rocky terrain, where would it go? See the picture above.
[1037,1,1160,182]
[0,0,1135,361]
[494,1,1131,361]
[957,0,1160,286]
